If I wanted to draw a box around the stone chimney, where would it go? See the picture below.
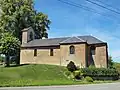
[21,27,35,44]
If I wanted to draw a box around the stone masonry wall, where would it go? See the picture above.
[87,45,108,68]
[95,45,108,68]
[20,48,61,65]
[20,44,108,68]
[60,44,87,68]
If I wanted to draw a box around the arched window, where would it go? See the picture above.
[69,45,75,54]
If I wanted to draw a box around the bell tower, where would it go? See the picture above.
[21,27,35,44]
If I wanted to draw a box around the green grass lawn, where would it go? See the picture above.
[0,64,68,86]
[0,64,118,87]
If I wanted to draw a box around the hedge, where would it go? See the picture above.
[80,68,119,80]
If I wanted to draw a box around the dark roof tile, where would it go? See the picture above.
[78,36,104,44]
[22,35,106,47]
[60,36,85,44]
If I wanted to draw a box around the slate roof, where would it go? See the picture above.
[60,36,85,44]
[22,35,106,47]
[78,36,104,44]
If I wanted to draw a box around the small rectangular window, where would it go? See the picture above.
[34,49,37,56]
[50,49,53,56]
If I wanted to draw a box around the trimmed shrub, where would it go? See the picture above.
[69,73,75,79]
[64,71,75,79]
[67,61,77,72]
[81,68,119,77]
[64,71,71,76]
[89,65,95,69]
[74,70,80,76]
[73,70,81,79]
[84,76,93,82]
[80,68,119,80]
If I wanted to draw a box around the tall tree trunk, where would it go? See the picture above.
[15,30,21,65]
[16,50,20,65]
[5,54,10,67]
[16,31,22,65]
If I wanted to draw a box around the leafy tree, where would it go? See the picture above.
[0,33,20,67]
[0,0,51,41]
[0,55,5,63]
[114,62,120,74]
[0,0,51,64]
[108,56,114,69]
[33,12,51,39]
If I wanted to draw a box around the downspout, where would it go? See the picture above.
[106,43,108,68]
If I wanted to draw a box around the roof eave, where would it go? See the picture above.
[88,42,107,46]
[21,44,60,48]
[60,42,87,45]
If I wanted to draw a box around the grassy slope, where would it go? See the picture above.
[0,64,118,87]
[0,64,75,86]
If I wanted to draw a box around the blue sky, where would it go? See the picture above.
[34,0,120,62]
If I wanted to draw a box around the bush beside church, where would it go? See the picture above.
[65,61,119,81]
